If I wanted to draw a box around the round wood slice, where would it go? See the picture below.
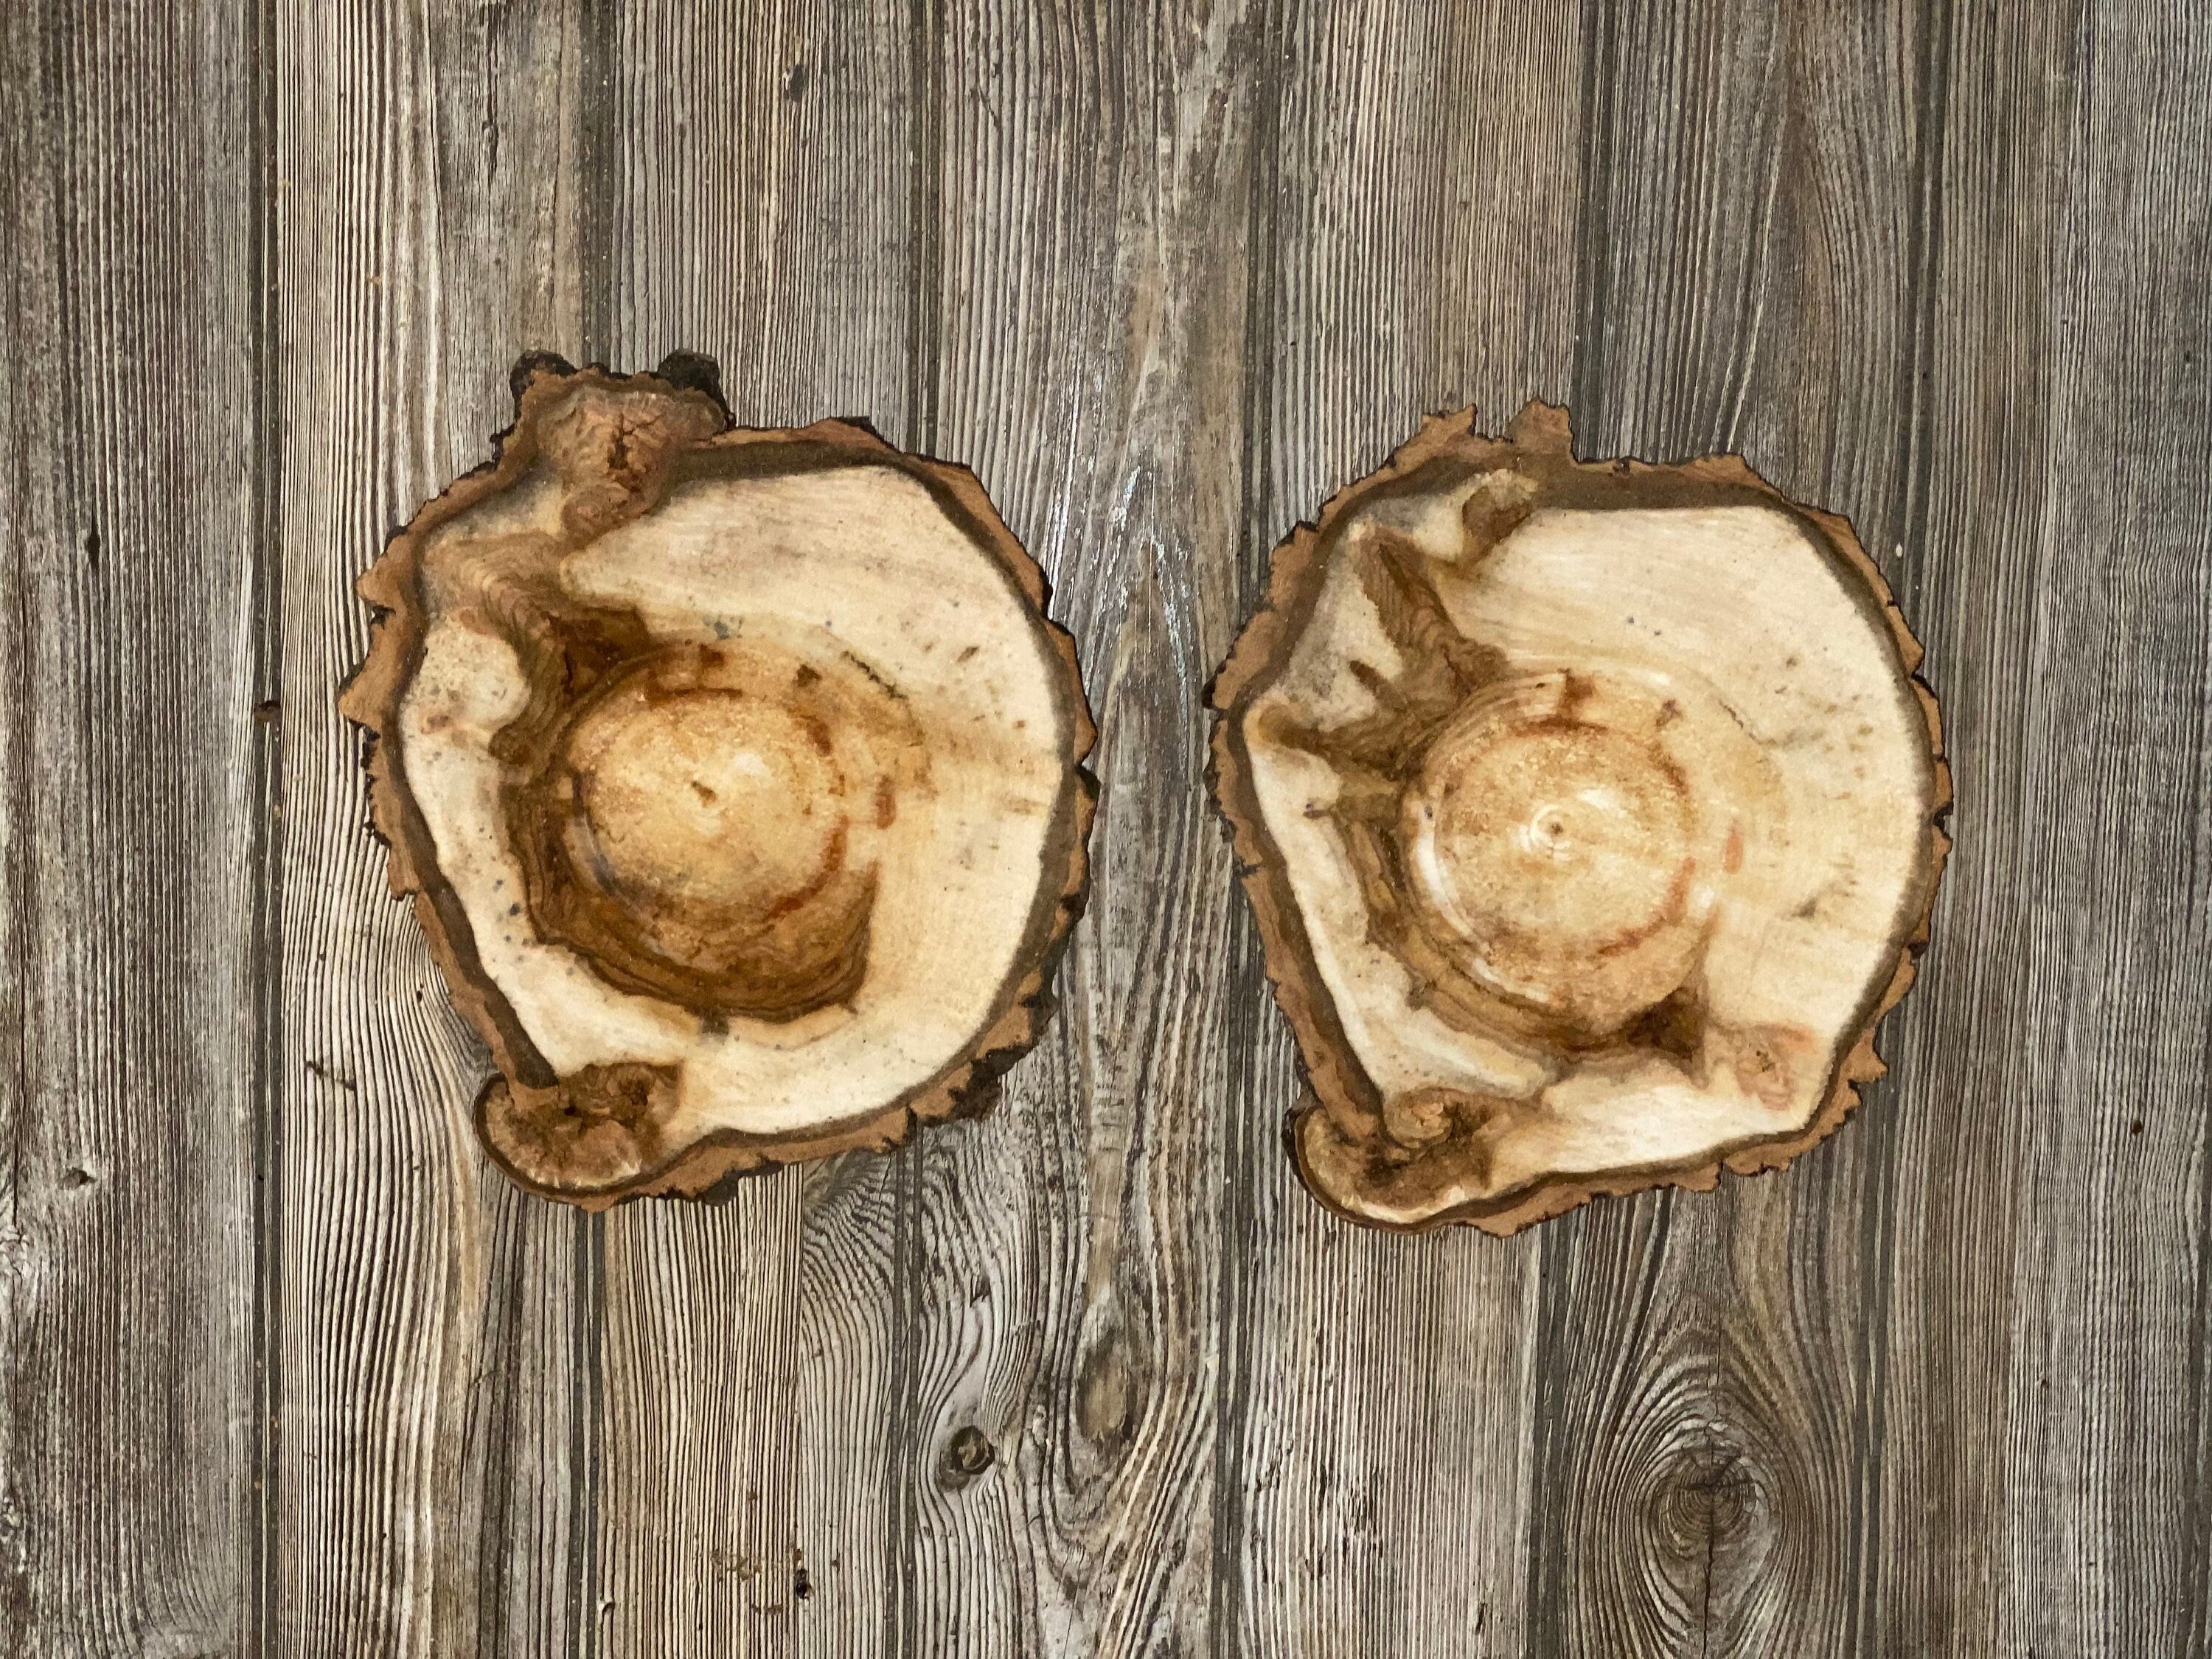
[344,357,1096,1207]
[1210,403,1950,1235]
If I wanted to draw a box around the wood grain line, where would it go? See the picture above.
[1203,0,1289,1645]
[251,0,288,1649]
[571,7,621,1650]
[904,0,944,456]
[887,6,943,1652]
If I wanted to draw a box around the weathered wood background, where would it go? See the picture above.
[4,0,2209,1652]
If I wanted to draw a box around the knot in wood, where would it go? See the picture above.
[937,1425,996,1489]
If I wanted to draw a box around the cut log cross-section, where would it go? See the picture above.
[1211,403,1950,1235]
[344,358,1096,1206]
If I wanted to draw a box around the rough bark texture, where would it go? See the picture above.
[344,360,1095,1208]
[1212,402,1950,1234]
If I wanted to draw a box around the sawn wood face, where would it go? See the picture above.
[1211,403,1950,1234]
[344,362,1097,1207]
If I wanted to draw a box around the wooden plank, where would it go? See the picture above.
[1851,10,2070,1649]
[0,4,260,1652]
[591,2,916,1653]
[1524,2,1931,1653]
[1876,3,2212,1653]
[268,2,604,1652]
[896,2,1263,1652]
[1225,2,1585,1655]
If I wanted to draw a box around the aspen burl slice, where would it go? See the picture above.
[344,357,1095,1206]
[1210,404,1949,1235]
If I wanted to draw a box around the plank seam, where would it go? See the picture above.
[2184,581,2212,1659]
[1205,0,1290,1649]
[1523,9,1625,1649]
[905,0,942,460]
[0,8,49,1643]
[889,0,944,1649]
[571,5,622,1652]
[1845,7,1961,1651]
[1565,0,1615,434]
[247,0,287,1648]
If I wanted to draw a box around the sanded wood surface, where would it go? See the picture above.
[3,1,2208,1655]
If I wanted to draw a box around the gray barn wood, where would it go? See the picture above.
[3,0,2208,1654]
